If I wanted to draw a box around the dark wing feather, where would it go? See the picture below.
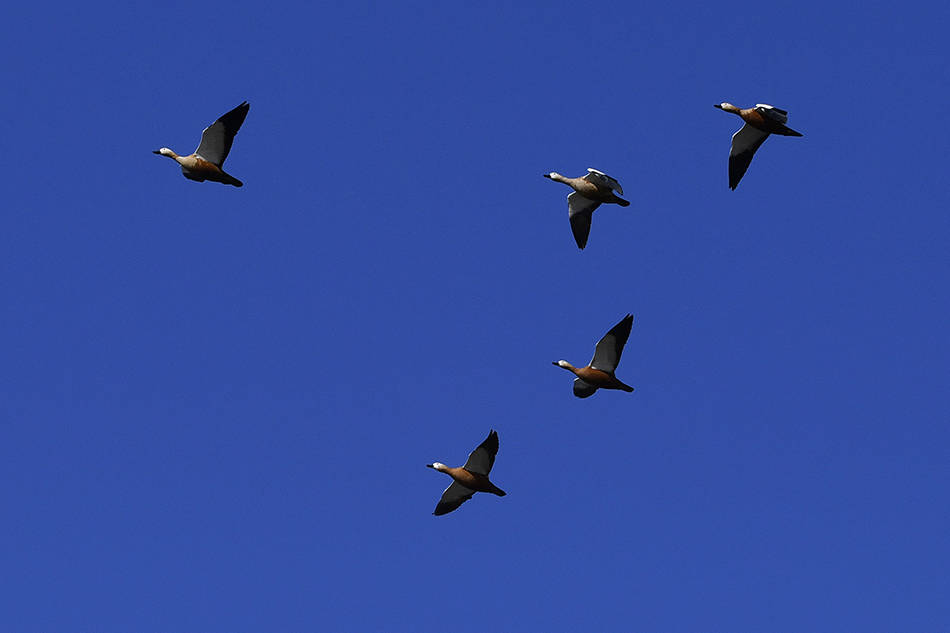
[755,104,788,123]
[573,378,598,398]
[567,192,600,250]
[462,430,499,475]
[433,481,475,515]
[195,101,249,166]
[728,124,770,190]
[590,314,633,373]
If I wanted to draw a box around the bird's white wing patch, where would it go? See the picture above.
[755,104,788,123]
[584,168,623,194]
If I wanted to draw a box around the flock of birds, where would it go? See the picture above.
[154,99,804,515]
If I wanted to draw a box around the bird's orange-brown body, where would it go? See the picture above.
[716,102,802,136]
[438,466,506,496]
[568,366,634,392]
[180,155,243,186]
[545,173,629,206]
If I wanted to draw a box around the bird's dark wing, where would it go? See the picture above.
[433,481,476,515]
[573,378,598,398]
[728,124,770,190]
[194,101,250,166]
[590,314,634,373]
[584,168,623,194]
[567,192,600,250]
[755,104,788,123]
[462,430,499,475]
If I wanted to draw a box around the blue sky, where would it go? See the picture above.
[1,1,948,631]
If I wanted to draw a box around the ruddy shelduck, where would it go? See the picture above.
[544,168,630,249]
[553,314,634,398]
[154,101,250,187]
[714,102,803,190]
[427,430,506,516]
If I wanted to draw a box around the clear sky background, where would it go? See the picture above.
[1,1,948,631]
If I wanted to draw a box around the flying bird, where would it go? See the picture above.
[427,430,506,516]
[714,102,803,190]
[553,314,634,398]
[544,168,630,249]
[153,101,250,187]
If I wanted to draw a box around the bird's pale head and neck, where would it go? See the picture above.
[714,102,741,114]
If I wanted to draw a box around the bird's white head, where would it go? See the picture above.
[544,171,562,180]
[427,462,447,472]
[153,147,176,158]
[553,360,573,370]
[714,102,739,113]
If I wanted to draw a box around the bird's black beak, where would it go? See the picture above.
[551,361,559,366]
[713,104,723,109]
[426,464,434,468]
[152,149,161,154]
[542,173,551,178]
